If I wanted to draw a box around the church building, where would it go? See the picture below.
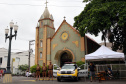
[35,5,100,66]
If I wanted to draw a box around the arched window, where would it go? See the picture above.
[40,52,42,59]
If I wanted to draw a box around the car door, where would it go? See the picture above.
[53,64,60,77]
[78,63,88,77]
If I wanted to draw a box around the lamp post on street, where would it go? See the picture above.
[3,20,18,83]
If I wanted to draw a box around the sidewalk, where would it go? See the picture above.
[0,76,126,84]
[0,76,56,83]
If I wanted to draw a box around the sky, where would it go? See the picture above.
[0,0,104,53]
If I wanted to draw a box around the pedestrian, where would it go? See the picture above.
[42,63,47,80]
[3,69,6,76]
[0,69,3,79]
[107,66,113,78]
[36,64,41,81]
[0,69,2,79]
[26,69,29,77]
[48,62,53,80]
[88,62,96,82]
[107,66,113,74]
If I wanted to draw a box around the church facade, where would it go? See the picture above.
[35,7,100,66]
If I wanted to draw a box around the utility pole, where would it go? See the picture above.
[0,57,2,68]
[28,40,35,72]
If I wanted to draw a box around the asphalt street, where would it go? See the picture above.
[0,76,126,84]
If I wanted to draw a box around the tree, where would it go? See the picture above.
[76,61,85,67]
[18,64,29,73]
[74,0,126,54]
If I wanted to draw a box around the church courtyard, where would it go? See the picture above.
[0,76,126,84]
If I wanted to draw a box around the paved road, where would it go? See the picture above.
[0,76,126,84]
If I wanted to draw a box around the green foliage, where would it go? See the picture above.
[83,0,92,2]
[76,61,85,67]
[30,65,42,73]
[54,66,58,69]
[18,64,28,72]
[74,0,126,54]
[30,65,49,73]
[30,65,37,73]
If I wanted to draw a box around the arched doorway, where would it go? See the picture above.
[60,52,72,67]
[55,49,75,67]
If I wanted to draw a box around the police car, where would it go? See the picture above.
[53,62,88,82]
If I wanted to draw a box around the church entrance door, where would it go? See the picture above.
[60,52,72,67]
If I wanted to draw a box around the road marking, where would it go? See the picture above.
[21,79,57,82]
[21,80,36,82]
[39,79,57,81]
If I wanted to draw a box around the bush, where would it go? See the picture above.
[30,65,37,73]
[30,65,49,74]
[30,65,41,73]
[76,61,85,67]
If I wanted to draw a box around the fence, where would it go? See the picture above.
[96,64,126,78]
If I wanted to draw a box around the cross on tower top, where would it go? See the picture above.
[45,0,48,8]
[64,16,66,20]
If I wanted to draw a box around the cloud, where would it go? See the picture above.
[0,0,103,52]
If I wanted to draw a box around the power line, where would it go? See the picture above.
[3,0,83,2]
[0,3,84,8]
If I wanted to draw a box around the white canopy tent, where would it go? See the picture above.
[85,45,125,61]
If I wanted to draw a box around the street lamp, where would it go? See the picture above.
[5,20,18,74]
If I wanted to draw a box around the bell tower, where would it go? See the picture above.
[35,0,55,65]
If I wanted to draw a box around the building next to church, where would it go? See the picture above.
[35,6,100,67]
[0,48,35,74]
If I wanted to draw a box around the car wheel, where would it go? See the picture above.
[57,77,61,82]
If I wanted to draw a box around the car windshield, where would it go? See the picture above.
[62,65,75,69]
